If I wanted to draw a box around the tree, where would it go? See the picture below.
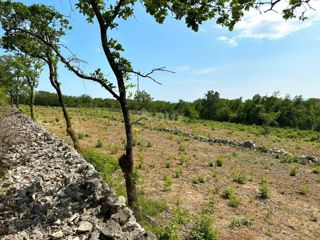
[0,3,80,151]
[134,90,153,111]
[1,0,316,209]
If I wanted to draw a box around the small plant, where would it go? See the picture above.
[190,216,218,240]
[216,158,223,167]
[78,132,86,139]
[233,172,247,184]
[175,169,182,178]
[312,166,320,174]
[95,139,103,148]
[192,176,205,184]
[310,213,318,222]
[290,165,299,176]
[111,144,120,154]
[208,161,214,167]
[178,145,186,153]
[230,218,253,228]
[297,185,309,195]
[146,141,153,148]
[163,175,173,192]
[228,195,241,208]
[157,223,181,240]
[55,117,60,122]
[221,187,234,199]
[173,201,189,224]
[259,177,270,199]
[165,161,171,168]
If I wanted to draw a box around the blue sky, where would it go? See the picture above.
[2,0,320,102]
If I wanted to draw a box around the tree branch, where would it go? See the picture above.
[130,67,175,85]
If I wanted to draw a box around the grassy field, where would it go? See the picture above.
[21,106,320,239]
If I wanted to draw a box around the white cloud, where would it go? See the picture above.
[234,2,320,40]
[192,67,216,75]
[217,36,238,47]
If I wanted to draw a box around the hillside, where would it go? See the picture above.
[19,106,320,239]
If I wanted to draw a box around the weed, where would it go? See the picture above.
[230,218,252,228]
[228,195,241,208]
[216,158,223,167]
[55,117,60,122]
[310,213,318,222]
[173,201,189,224]
[178,145,186,153]
[192,176,205,184]
[259,177,270,199]
[95,139,103,148]
[175,169,182,178]
[156,223,181,240]
[221,187,234,199]
[233,172,247,184]
[165,161,171,168]
[312,166,320,174]
[190,216,218,240]
[297,185,309,195]
[78,132,86,139]
[290,165,299,176]
[163,175,173,192]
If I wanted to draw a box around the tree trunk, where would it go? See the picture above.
[29,86,35,121]
[118,97,137,209]
[47,56,80,151]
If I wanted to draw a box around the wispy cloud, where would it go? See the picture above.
[174,65,216,75]
[192,67,216,75]
[234,2,320,40]
[217,36,238,47]
[175,65,191,72]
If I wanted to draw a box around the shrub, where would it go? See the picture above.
[230,218,253,228]
[175,169,182,178]
[233,172,247,184]
[228,195,241,208]
[191,216,218,240]
[192,176,205,184]
[311,213,318,222]
[95,139,103,148]
[297,185,309,195]
[216,158,223,167]
[0,87,8,106]
[312,166,320,174]
[157,223,181,240]
[290,165,299,176]
[163,175,173,192]
[259,178,270,199]
[221,187,234,199]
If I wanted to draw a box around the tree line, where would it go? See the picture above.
[16,90,320,132]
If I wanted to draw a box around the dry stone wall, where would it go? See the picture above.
[0,109,156,240]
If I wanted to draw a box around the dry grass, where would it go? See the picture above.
[22,106,320,239]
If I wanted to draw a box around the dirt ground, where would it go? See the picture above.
[24,106,320,239]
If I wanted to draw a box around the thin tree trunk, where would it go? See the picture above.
[118,98,137,209]
[29,85,35,121]
[47,55,80,151]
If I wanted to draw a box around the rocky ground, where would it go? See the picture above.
[0,108,156,240]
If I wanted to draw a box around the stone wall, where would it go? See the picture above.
[0,109,156,240]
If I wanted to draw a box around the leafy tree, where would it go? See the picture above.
[134,90,153,111]
[0,2,80,151]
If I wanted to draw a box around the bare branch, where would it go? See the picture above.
[130,67,175,85]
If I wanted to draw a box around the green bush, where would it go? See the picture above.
[230,218,252,228]
[259,178,270,199]
[221,187,234,199]
[228,195,241,208]
[157,223,181,240]
[290,165,299,176]
[191,216,218,240]
[233,172,247,184]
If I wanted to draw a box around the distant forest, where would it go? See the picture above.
[20,90,320,132]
